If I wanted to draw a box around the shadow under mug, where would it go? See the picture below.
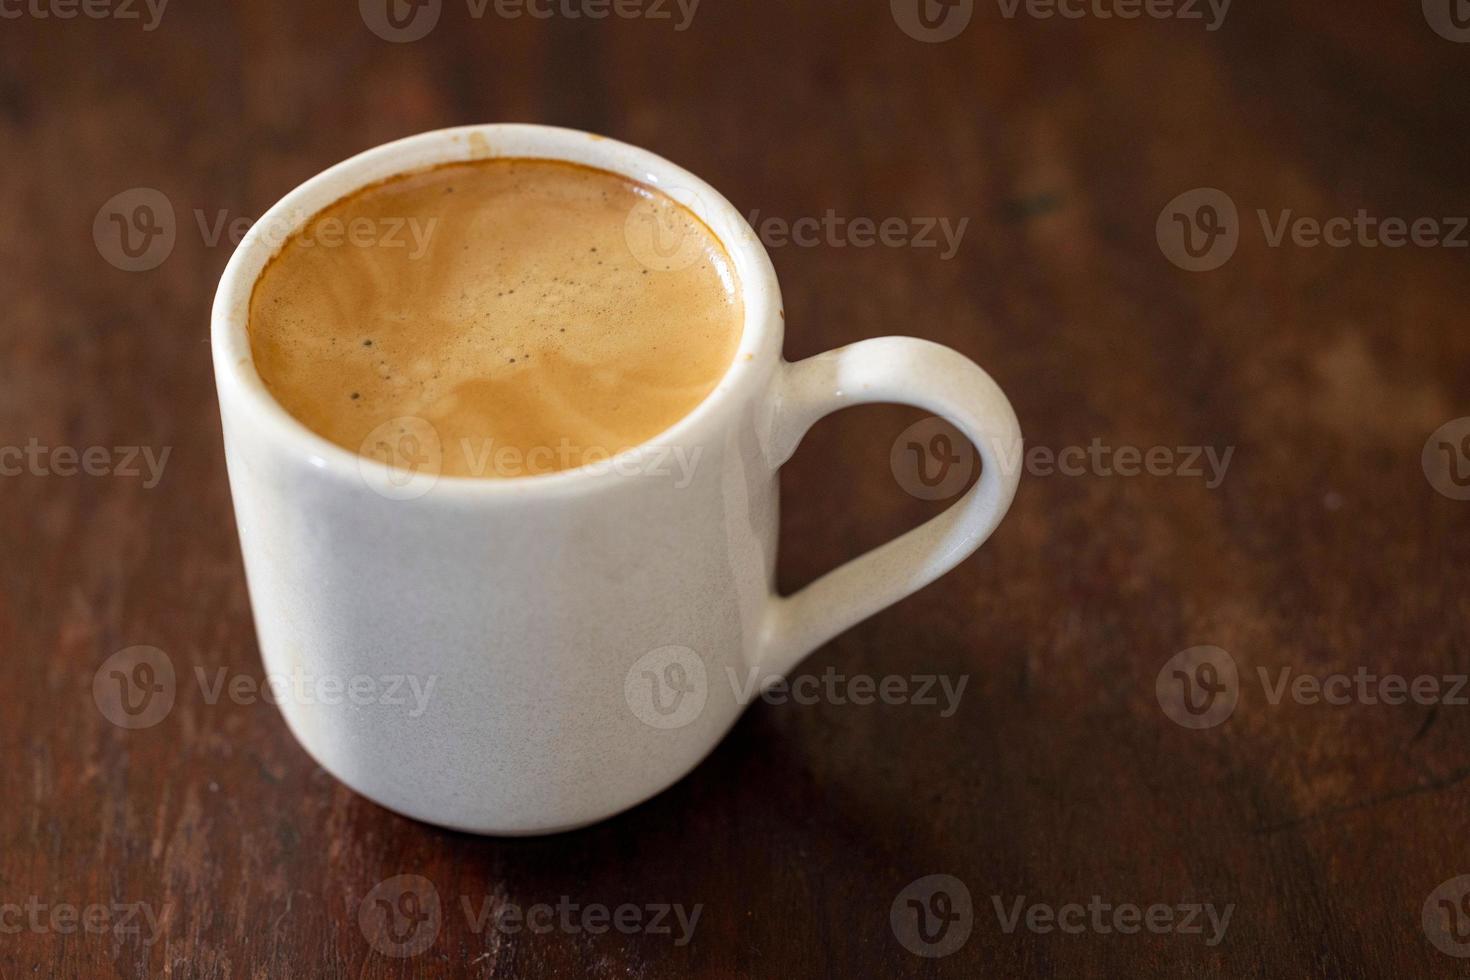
[211,124,1022,835]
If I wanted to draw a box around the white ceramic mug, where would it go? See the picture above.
[211,124,1022,835]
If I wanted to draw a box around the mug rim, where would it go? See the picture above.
[211,123,783,498]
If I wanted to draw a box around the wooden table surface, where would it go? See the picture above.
[4,0,1469,976]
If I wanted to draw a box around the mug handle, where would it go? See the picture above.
[757,337,1022,682]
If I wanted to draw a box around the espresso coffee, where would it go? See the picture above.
[248,158,743,478]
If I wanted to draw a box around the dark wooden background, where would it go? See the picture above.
[3,0,1469,976]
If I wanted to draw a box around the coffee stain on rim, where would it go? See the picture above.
[465,132,493,159]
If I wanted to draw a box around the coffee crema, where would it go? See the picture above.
[248,158,743,478]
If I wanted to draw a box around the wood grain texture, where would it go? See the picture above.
[2,0,1468,976]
